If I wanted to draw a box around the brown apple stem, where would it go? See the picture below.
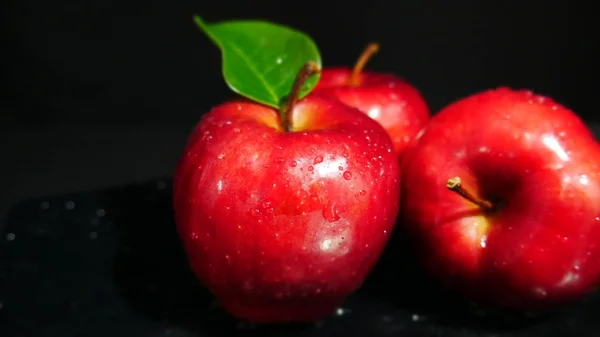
[281,61,321,132]
[348,42,380,87]
[446,177,494,212]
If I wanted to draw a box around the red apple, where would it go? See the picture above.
[399,87,600,311]
[173,64,401,323]
[313,43,430,156]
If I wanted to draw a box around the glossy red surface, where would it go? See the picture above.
[314,68,430,156]
[173,95,401,322]
[400,87,600,310]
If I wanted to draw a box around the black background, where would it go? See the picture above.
[2,0,597,127]
[1,1,599,336]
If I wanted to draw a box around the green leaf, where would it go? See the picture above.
[194,15,322,109]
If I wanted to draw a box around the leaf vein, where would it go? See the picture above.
[225,42,279,105]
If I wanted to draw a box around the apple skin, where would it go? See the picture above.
[313,67,430,156]
[399,87,600,311]
[173,94,401,323]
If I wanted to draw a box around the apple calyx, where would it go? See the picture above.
[280,61,321,132]
[348,42,380,87]
[446,177,495,212]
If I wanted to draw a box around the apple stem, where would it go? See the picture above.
[446,177,495,212]
[348,42,380,87]
[280,61,321,132]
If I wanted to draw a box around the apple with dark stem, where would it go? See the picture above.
[314,43,430,157]
[173,62,401,323]
[399,87,600,311]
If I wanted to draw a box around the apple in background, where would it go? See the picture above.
[173,64,401,323]
[399,87,600,311]
[313,43,430,156]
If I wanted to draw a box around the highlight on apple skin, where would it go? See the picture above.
[398,87,600,311]
[314,43,430,157]
[173,93,401,323]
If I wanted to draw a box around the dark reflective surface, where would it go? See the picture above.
[2,175,600,337]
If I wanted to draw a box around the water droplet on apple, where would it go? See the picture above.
[343,151,349,157]
[289,160,297,167]
[251,208,261,216]
[225,255,231,261]
[191,232,199,240]
[596,217,600,221]
[338,166,344,171]
[533,287,547,298]
[383,230,388,235]
[358,189,366,196]
[322,202,340,223]
[218,153,225,159]
[233,128,241,133]
[314,155,323,164]
[308,166,314,172]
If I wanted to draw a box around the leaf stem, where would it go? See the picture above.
[446,177,495,212]
[281,61,321,132]
[349,43,380,87]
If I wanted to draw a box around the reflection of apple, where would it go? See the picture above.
[399,87,600,311]
[173,63,401,322]
[314,43,430,156]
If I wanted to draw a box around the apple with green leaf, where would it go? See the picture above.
[399,87,600,311]
[173,16,401,323]
[314,43,430,157]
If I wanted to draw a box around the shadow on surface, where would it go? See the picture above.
[105,178,315,336]
[3,176,600,337]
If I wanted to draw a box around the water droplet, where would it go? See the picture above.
[343,152,349,157]
[5,233,15,241]
[251,208,261,216]
[343,171,352,180]
[322,202,340,222]
[313,155,323,165]
[289,160,297,167]
[338,166,344,171]
[308,166,314,172]
[412,314,420,321]
[533,287,547,298]
[65,201,75,210]
[40,201,50,210]
[336,307,345,316]
[191,232,199,240]
[358,189,366,196]
[218,153,225,159]
[96,209,106,218]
